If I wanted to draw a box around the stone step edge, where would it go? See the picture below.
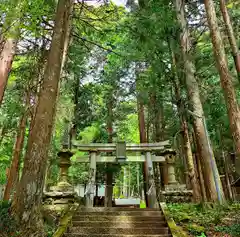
[64,235,172,237]
[64,235,171,237]
[77,208,162,211]
[74,213,164,215]
[72,216,165,219]
[69,227,169,230]
[73,215,164,218]
[72,221,166,223]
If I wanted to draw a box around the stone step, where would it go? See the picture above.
[67,227,169,235]
[77,207,161,212]
[75,211,163,216]
[72,221,167,228]
[72,215,165,222]
[64,235,171,237]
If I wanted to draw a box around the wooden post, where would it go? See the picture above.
[145,150,158,208]
[86,151,97,207]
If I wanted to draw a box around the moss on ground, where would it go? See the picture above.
[167,202,240,237]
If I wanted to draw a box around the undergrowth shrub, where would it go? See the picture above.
[167,203,230,227]
[168,203,240,236]
[215,224,240,237]
[44,224,55,237]
[0,200,18,236]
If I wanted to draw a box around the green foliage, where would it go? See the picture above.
[168,203,227,226]
[215,224,240,237]
[0,201,17,235]
[187,223,205,236]
[44,223,56,237]
[1,0,240,228]
[168,203,240,236]
[140,200,146,208]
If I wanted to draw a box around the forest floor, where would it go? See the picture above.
[168,202,240,237]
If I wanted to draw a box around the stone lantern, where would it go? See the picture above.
[166,154,177,185]
[43,121,76,215]
[56,150,73,192]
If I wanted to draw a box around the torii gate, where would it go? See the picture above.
[67,140,176,208]
[44,124,178,209]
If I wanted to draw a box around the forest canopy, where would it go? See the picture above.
[0,0,240,236]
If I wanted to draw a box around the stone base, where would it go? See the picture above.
[42,189,77,225]
[162,184,193,203]
[43,190,76,205]
[165,184,188,192]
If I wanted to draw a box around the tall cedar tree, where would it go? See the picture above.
[170,46,201,202]
[174,0,225,202]
[0,4,20,106]
[204,0,240,162]
[105,95,114,207]
[219,0,240,80]
[12,0,73,235]
[3,93,29,201]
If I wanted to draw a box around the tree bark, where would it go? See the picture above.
[195,152,207,202]
[223,151,233,200]
[170,47,201,202]
[105,97,114,207]
[60,4,72,74]
[12,0,73,235]
[0,0,22,106]
[0,39,18,105]
[0,125,6,145]
[151,92,164,142]
[219,0,240,80]
[138,99,147,144]
[137,97,149,207]
[3,95,29,201]
[175,0,225,202]
[204,0,240,167]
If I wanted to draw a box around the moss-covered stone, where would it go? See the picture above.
[52,203,78,237]
[160,202,188,237]
[187,223,205,235]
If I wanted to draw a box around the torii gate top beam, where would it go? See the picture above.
[71,140,173,153]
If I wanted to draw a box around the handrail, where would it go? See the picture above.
[52,203,78,237]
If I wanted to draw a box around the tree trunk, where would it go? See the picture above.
[195,153,207,202]
[105,97,114,207]
[3,96,29,201]
[0,39,18,105]
[175,0,225,202]
[223,151,233,200]
[60,3,73,74]
[170,48,201,202]
[151,92,164,142]
[12,0,73,235]
[191,131,207,202]
[70,76,80,143]
[137,97,149,207]
[138,99,147,143]
[219,0,240,80]
[0,0,22,106]
[204,0,240,162]
[0,126,6,145]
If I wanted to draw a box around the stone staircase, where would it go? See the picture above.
[64,207,172,237]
